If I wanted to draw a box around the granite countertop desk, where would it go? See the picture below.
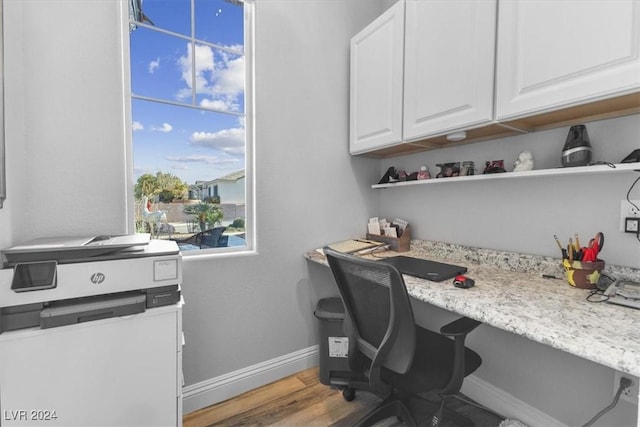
[305,240,640,379]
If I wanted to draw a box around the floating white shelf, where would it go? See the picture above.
[371,162,640,189]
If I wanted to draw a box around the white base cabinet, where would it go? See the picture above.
[0,303,183,427]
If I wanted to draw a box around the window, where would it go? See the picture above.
[127,0,253,253]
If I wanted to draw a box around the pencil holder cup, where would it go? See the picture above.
[563,259,605,289]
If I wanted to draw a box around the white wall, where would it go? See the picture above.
[2,0,129,249]
[2,0,636,425]
[378,114,640,267]
[378,114,640,426]
[1,0,382,393]
[0,0,382,408]
[179,0,382,386]
[218,177,244,204]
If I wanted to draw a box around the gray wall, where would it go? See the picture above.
[379,114,640,426]
[1,0,637,425]
[1,0,383,387]
[180,0,382,383]
[1,0,129,250]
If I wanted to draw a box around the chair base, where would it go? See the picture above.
[353,395,417,427]
[353,393,474,427]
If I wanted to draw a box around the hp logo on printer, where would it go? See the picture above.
[90,273,106,284]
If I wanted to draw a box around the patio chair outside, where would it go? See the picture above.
[172,226,228,249]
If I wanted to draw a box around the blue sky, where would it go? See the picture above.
[129,0,245,186]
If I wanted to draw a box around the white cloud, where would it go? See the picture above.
[177,42,244,112]
[190,127,245,155]
[148,57,160,74]
[152,123,173,133]
[132,121,144,131]
[200,98,239,112]
[212,55,244,96]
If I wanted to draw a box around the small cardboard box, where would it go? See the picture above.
[366,225,411,252]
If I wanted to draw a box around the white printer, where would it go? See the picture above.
[0,234,184,427]
[1,234,182,331]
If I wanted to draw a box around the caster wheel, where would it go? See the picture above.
[342,387,355,401]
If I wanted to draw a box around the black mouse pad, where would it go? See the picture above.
[379,256,467,282]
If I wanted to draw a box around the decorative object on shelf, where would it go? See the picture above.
[460,161,475,176]
[378,166,397,184]
[371,162,637,189]
[436,162,460,178]
[417,165,431,180]
[513,151,534,172]
[483,160,506,174]
[561,124,592,167]
[621,149,640,163]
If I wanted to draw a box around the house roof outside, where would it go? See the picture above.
[189,169,245,190]
[206,169,245,185]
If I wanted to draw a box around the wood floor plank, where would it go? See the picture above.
[212,378,338,426]
[274,388,380,427]
[182,367,505,427]
[183,375,307,427]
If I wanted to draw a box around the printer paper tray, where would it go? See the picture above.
[40,292,146,329]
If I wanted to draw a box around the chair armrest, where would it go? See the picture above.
[440,316,481,337]
[439,317,482,395]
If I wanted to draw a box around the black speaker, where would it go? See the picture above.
[562,125,592,167]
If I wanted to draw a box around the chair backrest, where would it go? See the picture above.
[324,249,417,381]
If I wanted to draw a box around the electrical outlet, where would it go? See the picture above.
[620,200,640,232]
[625,217,640,233]
[614,371,639,404]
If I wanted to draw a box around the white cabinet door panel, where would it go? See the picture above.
[350,1,404,154]
[403,0,496,140]
[496,0,640,120]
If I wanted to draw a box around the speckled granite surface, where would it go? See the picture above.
[305,240,640,377]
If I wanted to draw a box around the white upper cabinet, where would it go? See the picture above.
[496,0,640,121]
[403,0,497,141]
[349,1,405,155]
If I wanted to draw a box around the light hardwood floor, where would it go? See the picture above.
[182,367,504,427]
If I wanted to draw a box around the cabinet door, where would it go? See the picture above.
[1,309,180,427]
[496,0,640,121]
[403,0,496,141]
[350,1,404,155]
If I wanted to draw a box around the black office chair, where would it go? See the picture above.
[324,248,483,427]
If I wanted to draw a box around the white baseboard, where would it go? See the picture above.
[182,346,566,427]
[461,374,568,427]
[182,345,319,415]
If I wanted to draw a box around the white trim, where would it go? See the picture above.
[182,345,566,426]
[461,374,568,427]
[182,345,319,415]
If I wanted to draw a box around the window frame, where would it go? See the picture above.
[120,0,255,256]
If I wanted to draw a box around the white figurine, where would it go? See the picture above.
[417,165,430,180]
[513,151,534,172]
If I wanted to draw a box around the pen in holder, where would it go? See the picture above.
[563,259,605,289]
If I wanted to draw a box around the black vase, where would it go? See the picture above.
[561,125,592,167]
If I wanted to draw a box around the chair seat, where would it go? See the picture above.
[381,326,482,394]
